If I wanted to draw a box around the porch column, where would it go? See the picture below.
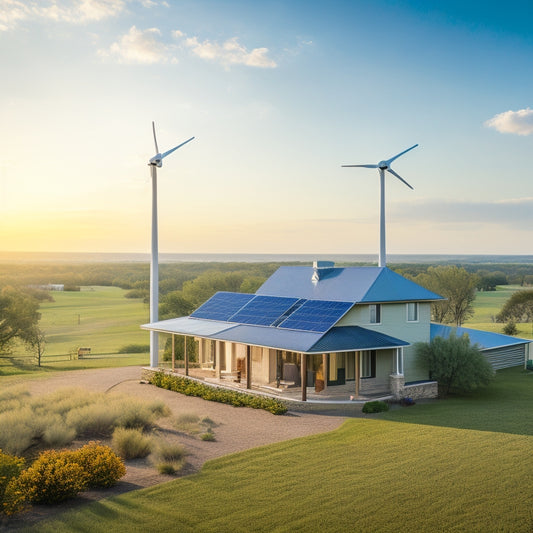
[215,341,221,379]
[354,351,360,398]
[184,336,189,376]
[322,353,328,391]
[301,353,307,402]
[246,345,252,389]
[400,347,404,375]
[171,335,175,372]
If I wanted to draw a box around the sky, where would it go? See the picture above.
[1,0,532,257]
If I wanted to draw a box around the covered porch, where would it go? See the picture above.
[152,332,407,402]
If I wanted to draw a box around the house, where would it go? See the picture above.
[142,262,441,401]
[143,261,532,402]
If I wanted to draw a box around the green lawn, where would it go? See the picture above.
[464,285,533,338]
[28,367,533,533]
[0,286,150,376]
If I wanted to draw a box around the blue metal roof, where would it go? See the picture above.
[308,326,408,353]
[256,266,443,303]
[430,323,531,350]
[142,318,408,353]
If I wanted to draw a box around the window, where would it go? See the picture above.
[407,302,419,322]
[361,350,376,378]
[369,304,381,324]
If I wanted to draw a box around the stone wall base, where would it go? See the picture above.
[403,381,438,400]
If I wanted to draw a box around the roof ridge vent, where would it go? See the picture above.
[312,260,335,282]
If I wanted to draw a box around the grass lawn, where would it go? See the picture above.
[0,286,150,376]
[28,367,533,533]
[464,285,533,338]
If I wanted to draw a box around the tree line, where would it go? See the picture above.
[1,260,532,364]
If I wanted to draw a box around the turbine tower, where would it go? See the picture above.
[342,144,418,268]
[148,122,194,368]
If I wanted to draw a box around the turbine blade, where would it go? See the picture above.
[387,168,414,190]
[341,164,378,168]
[386,144,418,165]
[152,121,159,155]
[161,136,195,159]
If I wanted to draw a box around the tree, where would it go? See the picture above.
[476,270,508,291]
[502,321,518,336]
[496,289,533,323]
[0,287,41,354]
[415,333,494,397]
[411,266,479,326]
[26,327,46,366]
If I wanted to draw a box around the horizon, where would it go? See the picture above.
[1,1,532,255]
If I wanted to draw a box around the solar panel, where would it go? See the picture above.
[278,300,353,332]
[191,292,254,321]
[229,295,299,326]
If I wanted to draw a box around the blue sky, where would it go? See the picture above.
[0,0,532,256]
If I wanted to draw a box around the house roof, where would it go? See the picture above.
[430,323,531,350]
[141,317,408,354]
[256,266,444,303]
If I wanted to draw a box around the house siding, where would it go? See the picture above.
[337,302,432,382]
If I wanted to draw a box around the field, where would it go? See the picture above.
[28,367,533,533]
[464,285,533,338]
[0,286,150,376]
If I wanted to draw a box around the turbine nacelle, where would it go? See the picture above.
[149,121,194,168]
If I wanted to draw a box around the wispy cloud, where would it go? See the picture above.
[485,108,533,136]
[0,0,127,30]
[98,25,174,64]
[391,197,533,227]
[175,32,277,69]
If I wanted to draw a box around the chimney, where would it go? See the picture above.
[312,260,335,282]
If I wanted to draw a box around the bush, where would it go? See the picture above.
[155,442,186,463]
[150,372,288,415]
[112,428,152,460]
[416,333,494,397]
[118,343,150,353]
[362,401,389,414]
[15,450,88,504]
[70,442,126,488]
[502,321,518,336]
[0,450,26,516]
[200,432,216,442]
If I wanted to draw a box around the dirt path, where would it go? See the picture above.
[3,366,346,529]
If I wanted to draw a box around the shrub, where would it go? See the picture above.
[156,461,185,475]
[0,450,26,515]
[200,432,216,442]
[118,343,150,353]
[0,409,35,455]
[42,423,77,448]
[70,442,126,488]
[155,442,186,463]
[502,320,518,336]
[150,372,288,415]
[66,403,118,437]
[362,400,389,414]
[15,450,88,504]
[416,333,494,397]
[112,428,152,460]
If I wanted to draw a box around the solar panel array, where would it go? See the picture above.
[229,295,299,326]
[191,292,254,321]
[278,300,353,332]
[191,291,352,333]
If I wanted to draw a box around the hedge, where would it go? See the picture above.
[149,372,287,415]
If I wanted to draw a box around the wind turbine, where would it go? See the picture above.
[148,122,194,368]
[342,144,418,268]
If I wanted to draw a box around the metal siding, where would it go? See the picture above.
[483,345,525,370]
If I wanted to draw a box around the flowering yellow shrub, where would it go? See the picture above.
[14,450,88,504]
[70,442,126,488]
[0,450,26,516]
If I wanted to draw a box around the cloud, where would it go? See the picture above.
[484,108,533,136]
[177,33,277,68]
[0,0,126,30]
[391,197,533,228]
[98,25,174,64]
